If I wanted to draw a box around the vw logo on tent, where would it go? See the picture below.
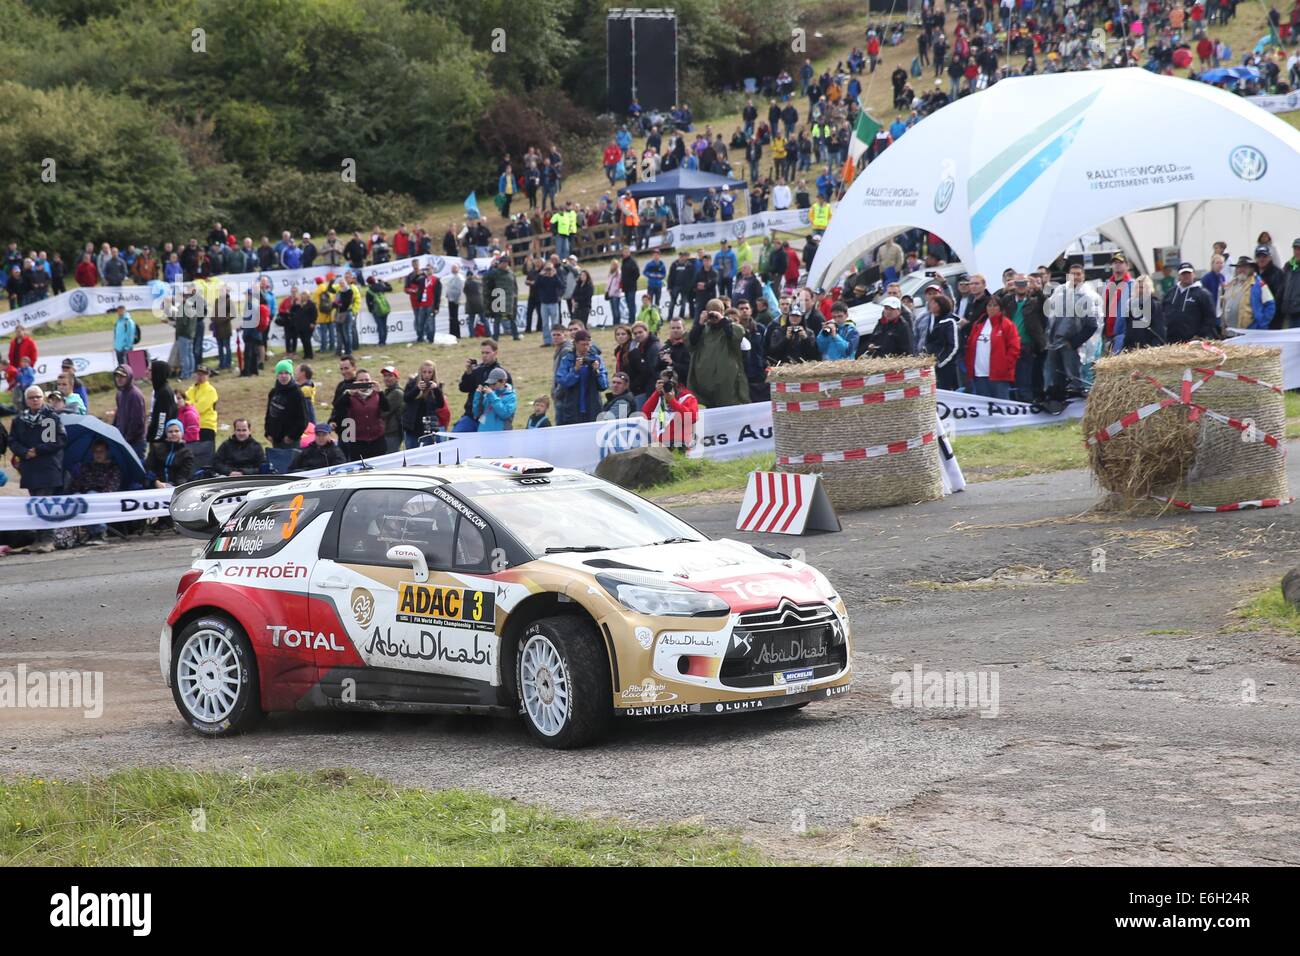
[68,290,89,314]
[934,175,956,213]
[1229,145,1267,182]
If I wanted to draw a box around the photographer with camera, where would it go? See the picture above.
[402,359,449,448]
[641,367,698,450]
[453,339,512,432]
[555,329,609,425]
[765,302,820,365]
[330,367,389,461]
[687,299,748,407]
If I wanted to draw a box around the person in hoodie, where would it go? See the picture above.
[213,418,266,476]
[108,365,148,459]
[687,300,748,407]
[1162,263,1218,343]
[265,359,309,473]
[145,358,177,447]
[145,419,194,488]
[472,366,518,431]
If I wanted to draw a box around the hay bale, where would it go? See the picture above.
[1082,343,1288,508]
[768,355,942,511]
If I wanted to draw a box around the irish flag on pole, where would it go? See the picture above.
[842,111,881,186]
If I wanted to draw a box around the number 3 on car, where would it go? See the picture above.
[162,459,852,748]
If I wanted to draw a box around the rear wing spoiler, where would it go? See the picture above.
[169,475,302,540]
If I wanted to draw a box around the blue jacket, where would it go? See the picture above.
[643,258,666,290]
[1249,276,1276,330]
[472,385,517,431]
[114,315,137,352]
[555,350,609,424]
[616,129,632,151]
[714,248,737,280]
[817,327,852,359]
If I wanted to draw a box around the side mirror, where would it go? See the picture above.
[386,545,429,583]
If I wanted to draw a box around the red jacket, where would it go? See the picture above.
[964,314,1021,383]
[784,248,801,285]
[641,388,699,448]
[74,260,98,287]
[393,230,410,258]
[6,335,38,387]
[603,145,623,166]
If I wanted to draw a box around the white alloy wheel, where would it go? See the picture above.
[519,633,571,736]
[176,628,242,723]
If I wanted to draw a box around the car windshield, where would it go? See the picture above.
[459,478,704,556]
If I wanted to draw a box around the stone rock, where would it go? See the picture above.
[1118,654,1134,663]
[1281,568,1300,608]
[1191,665,1214,675]
[594,445,676,490]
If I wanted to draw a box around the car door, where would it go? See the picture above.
[311,486,502,697]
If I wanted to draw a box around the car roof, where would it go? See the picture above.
[245,461,593,500]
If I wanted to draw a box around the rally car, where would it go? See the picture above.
[163,458,852,748]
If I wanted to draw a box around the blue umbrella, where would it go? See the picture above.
[59,413,148,491]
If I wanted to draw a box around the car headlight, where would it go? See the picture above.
[596,573,730,617]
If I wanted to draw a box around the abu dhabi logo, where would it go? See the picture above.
[68,290,89,314]
[26,496,89,523]
[934,159,957,213]
[1229,145,1267,182]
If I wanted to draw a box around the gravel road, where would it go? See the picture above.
[2,464,1299,865]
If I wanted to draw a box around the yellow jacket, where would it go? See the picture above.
[185,380,219,432]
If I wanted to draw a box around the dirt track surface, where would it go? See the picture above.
[3,463,1299,865]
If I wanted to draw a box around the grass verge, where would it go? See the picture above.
[644,451,775,502]
[1232,587,1300,636]
[0,767,768,867]
[951,420,1086,480]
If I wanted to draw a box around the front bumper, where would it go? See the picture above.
[616,679,851,717]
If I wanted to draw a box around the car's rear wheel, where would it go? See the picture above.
[516,615,611,748]
[171,615,261,736]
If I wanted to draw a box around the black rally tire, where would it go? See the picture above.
[170,614,263,736]
[515,614,612,749]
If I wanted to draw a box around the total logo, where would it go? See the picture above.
[265,625,347,652]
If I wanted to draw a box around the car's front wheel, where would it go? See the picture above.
[516,615,611,748]
[171,615,262,736]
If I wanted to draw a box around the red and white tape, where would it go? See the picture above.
[771,366,933,394]
[773,381,935,413]
[1150,495,1295,513]
[777,431,935,465]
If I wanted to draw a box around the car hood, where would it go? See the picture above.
[537,538,829,612]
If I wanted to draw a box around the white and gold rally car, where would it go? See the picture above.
[164,458,851,747]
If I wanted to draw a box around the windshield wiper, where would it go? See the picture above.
[544,545,609,554]
[650,537,700,545]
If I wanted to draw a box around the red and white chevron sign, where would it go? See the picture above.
[736,471,841,535]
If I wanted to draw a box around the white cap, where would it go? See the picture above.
[302,232,311,239]
[880,295,902,310]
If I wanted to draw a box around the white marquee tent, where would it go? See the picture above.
[807,69,1300,288]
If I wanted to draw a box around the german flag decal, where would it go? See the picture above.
[396,583,496,632]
